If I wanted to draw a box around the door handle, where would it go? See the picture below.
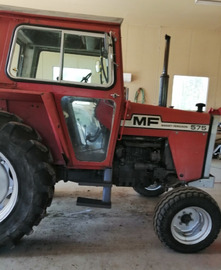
[110,93,120,98]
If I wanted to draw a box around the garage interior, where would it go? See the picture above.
[0,0,221,269]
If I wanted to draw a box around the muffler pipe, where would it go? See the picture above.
[158,34,171,107]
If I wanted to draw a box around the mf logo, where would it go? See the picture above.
[133,116,160,127]
[122,114,209,132]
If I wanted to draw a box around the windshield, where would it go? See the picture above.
[8,25,114,88]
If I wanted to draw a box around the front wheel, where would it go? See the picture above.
[153,186,221,253]
[133,183,165,197]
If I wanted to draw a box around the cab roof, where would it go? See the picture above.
[0,4,123,25]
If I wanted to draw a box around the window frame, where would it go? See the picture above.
[7,25,115,89]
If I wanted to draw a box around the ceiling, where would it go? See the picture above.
[0,0,221,30]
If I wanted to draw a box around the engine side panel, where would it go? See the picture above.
[168,131,208,181]
[120,101,211,182]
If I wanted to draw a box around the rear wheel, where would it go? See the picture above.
[0,118,55,247]
[153,186,221,253]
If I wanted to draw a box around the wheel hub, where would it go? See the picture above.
[179,211,193,226]
[171,207,212,245]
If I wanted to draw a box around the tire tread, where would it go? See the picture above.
[0,113,55,248]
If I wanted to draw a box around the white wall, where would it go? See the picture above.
[122,23,221,110]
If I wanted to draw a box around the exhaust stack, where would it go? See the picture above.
[158,34,171,107]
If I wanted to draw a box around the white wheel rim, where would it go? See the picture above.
[0,152,18,222]
[145,183,162,191]
[171,206,212,245]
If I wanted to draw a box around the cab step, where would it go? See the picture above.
[77,197,111,208]
[78,181,111,187]
[76,168,112,209]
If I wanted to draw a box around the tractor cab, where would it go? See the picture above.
[1,9,124,169]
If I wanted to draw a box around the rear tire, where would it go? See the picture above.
[0,110,22,127]
[0,119,56,247]
[153,186,221,253]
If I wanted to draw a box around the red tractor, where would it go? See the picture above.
[0,6,220,253]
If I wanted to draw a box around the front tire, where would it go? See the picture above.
[0,121,56,247]
[133,183,165,197]
[153,186,221,253]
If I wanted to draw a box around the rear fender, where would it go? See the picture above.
[0,89,68,165]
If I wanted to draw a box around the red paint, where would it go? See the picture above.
[0,9,215,182]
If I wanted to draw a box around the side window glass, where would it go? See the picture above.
[61,33,110,85]
[61,97,115,162]
[9,27,61,80]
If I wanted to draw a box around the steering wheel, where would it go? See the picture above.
[81,72,92,83]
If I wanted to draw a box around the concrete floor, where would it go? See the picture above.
[0,177,221,269]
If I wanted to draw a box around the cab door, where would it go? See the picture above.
[57,30,122,167]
